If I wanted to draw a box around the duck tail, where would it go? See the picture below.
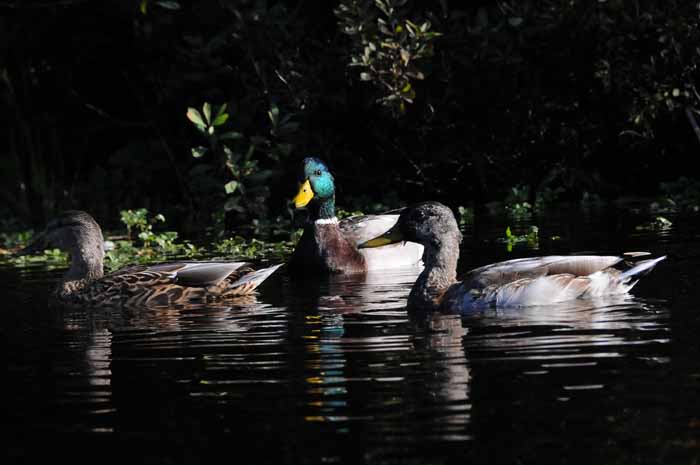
[228,264,283,294]
[619,255,667,282]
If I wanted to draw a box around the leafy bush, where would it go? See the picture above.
[335,0,440,116]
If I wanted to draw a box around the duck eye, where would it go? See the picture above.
[314,169,322,176]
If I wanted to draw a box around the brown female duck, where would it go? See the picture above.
[360,202,666,311]
[19,210,281,307]
[289,157,423,274]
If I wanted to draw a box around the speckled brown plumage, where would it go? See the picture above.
[20,211,282,308]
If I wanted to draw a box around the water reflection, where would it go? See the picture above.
[2,221,697,465]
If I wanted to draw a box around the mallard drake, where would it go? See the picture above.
[289,157,423,274]
[18,210,282,307]
[360,202,666,311]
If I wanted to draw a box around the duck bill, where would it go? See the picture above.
[16,232,48,256]
[359,224,404,248]
[293,179,314,208]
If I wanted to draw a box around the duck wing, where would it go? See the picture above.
[169,262,250,287]
[464,255,622,289]
[339,214,402,246]
[460,254,665,308]
[340,214,424,270]
[102,261,249,288]
[221,263,284,296]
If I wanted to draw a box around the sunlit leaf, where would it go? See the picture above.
[360,72,372,81]
[186,108,205,128]
[214,103,228,120]
[212,113,229,126]
[191,146,207,158]
[224,180,239,194]
[268,104,279,126]
[139,0,148,15]
[202,102,212,124]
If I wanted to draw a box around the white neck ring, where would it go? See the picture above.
[315,217,339,225]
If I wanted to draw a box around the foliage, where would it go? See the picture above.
[0,230,34,252]
[635,216,673,232]
[186,101,297,225]
[1,207,298,272]
[458,206,474,226]
[3,1,700,231]
[9,248,69,269]
[213,236,296,261]
[335,0,440,116]
[504,186,533,218]
[653,177,700,212]
[337,208,366,220]
[502,225,539,252]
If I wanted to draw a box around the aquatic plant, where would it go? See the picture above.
[636,216,673,232]
[2,207,301,271]
[213,236,296,261]
[504,186,533,218]
[502,225,539,252]
[0,230,34,254]
[653,177,700,212]
[458,206,474,226]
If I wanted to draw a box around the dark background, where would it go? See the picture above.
[2,0,698,235]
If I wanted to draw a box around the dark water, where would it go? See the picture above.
[2,208,700,465]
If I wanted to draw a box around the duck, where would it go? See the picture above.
[18,210,282,307]
[359,202,666,311]
[289,157,423,274]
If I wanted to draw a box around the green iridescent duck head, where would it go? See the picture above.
[293,157,337,219]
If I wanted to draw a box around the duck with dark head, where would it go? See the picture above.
[360,202,666,311]
[19,210,282,307]
[289,157,423,274]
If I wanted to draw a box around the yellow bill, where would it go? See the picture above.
[293,179,314,208]
[359,224,404,248]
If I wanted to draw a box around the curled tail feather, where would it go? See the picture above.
[225,264,283,295]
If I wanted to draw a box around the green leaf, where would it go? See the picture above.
[191,146,207,158]
[186,108,205,128]
[139,0,148,14]
[268,104,279,126]
[214,103,228,119]
[212,113,229,127]
[508,17,523,27]
[202,102,212,125]
[360,72,372,81]
[219,131,243,140]
[156,0,180,9]
[224,180,239,194]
